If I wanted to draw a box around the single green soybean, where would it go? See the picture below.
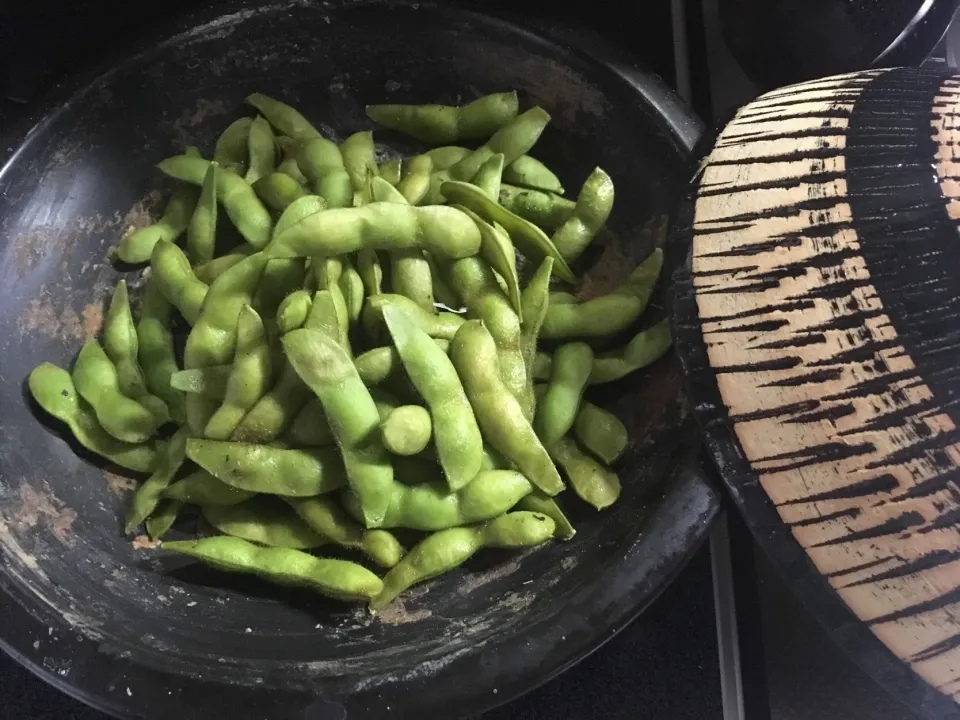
[137,281,185,424]
[369,511,554,611]
[380,405,432,456]
[338,256,365,326]
[170,365,231,400]
[550,435,620,510]
[163,469,255,506]
[273,194,327,240]
[341,130,378,195]
[451,320,563,495]
[186,161,219,265]
[574,403,629,465]
[157,154,272,250]
[551,167,615,263]
[498,184,575,233]
[186,438,348,496]
[284,397,335,448]
[286,496,405,568]
[162,536,383,602]
[282,329,395,528]
[503,155,564,194]
[441,180,575,283]
[266,203,482,261]
[125,427,189,534]
[382,307,482,489]
[396,154,432,205]
[28,363,159,473]
[102,281,170,424]
[365,92,518,144]
[246,93,321,142]
[472,152,504,201]
[535,342,593,447]
[203,498,327,549]
[71,341,163,444]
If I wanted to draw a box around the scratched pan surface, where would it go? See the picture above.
[0,1,717,718]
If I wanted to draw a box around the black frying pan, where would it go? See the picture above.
[0,1,717,717]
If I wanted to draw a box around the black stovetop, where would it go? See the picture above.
[0,0,940,718]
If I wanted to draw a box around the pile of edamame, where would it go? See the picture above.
[28,91,672,612]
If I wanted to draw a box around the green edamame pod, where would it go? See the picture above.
[383,306,483,489]
[28,363,159,473]
[114,181,200,264]
[503,155,564,194]
[451,320,563,495]
[186,161,218,265]
[472,152,504,201]
[103,281,170,424]
[441,180,575,283]
[550,435,620,510]
[145,500,183,541]
[380,405,432,456]
[550,291,578,305]
[283,329,395,527]
[286,496,405,568]
[276,290,312,333]
[230,364,308,444]
[357,249,384,297]
[363,294,464,342]
[266,203,482,261]
[396,154,432,205]
[369,511,553,611]
[365,92,518,144]
[455,205,522,316]
[244,116,277,185]
[551,167,615,263]
[574,402,628,464]
[275,136,310,186]
[297,138,353,209]
[254,172,306,212]
[441,256,526,406]
[338,256,365,326]
[498,184,575,233]
[273,194,327,240]
[535,342,593,447]
[214,117,254,175]
[254,258,307,325]
[519,257,554,420]
[203,499,327,549]
[425,146,471,169]
[284,397,335,448]
[157,154,272,250]
[425,252,462,309]
[204,306,273,440]
[163,469,255,506]
[246,93,321,142]
[540,249,662,340]
[137,281,185,424]
[163,537,383,601]
[448,107,551,182]
[341,130,378,195]
[170,365,231,399]
[588,319,672,384]
[532,352,551,380]
[194,251,248,285]
[72,342,163,444]
[125,427,189,533]
[379,157,402,185]
[342,470,534,531]
[515,491,576,540]
[187,438,347,496]
[313,262,352,352]
[353,342,450,386]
